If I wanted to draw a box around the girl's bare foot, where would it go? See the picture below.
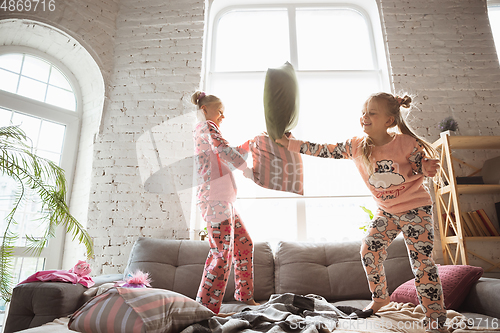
[216,312,236,318]
[245,299,260,306]
[363,298,390,313]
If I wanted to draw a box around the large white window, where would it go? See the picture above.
[488,1,500,60]
[0,49,81,288]
[205,1,389,246]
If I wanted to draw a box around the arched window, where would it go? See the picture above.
[0,48,81,286]
[0,53,77,111]
[204,1,390,246]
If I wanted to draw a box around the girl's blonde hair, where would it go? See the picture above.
[191,91,221,109]
[360,92,438,174]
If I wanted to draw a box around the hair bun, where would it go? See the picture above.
[400,95,412,108]
[191,91,205,105]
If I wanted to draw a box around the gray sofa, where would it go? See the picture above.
[5,237,500,332]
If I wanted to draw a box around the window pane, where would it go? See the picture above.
[21,55,50,82]
[209,73,267,145]
[0,107,12,125]
[49,67,72,91]
[236,198,298,246]
[296,73,379,196]
[46,85,76,111]
[12,256,46,284]
[38,121,65,153]
[215,9,290,71]
[0,176,18,211]
[18,212,47,246]
[0,69,19,94]
[306,197,377,242]
[17,76,47,102]
[11,112,41,146]
[36,150,62,165]
[296,8,374,70]
[489,7,500,58]
[0,53,23,73]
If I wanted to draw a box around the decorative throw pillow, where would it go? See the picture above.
[263,61,300,141]
[69,287,214,333]
[390,264,483,310]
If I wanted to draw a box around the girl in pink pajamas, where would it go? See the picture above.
[192,91,259,315]
[277,93,447,333]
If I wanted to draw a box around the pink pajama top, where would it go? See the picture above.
[288,134,433,214]
[194,120,251,203]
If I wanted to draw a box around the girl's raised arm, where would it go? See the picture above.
[278,133,353,160]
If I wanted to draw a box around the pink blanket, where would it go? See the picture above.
[18,270,94,287]
[18,260,94,288]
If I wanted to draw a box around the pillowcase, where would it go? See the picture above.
[263,61,300,141]
[390,264,483,310]
[251,134,304,195]
[69,287,214,333]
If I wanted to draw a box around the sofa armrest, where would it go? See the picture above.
[460,277,500,319]
[4,282,86,333]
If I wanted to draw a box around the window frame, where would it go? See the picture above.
[193,0,390,242]
[204,1,390,86]
[0,45,82,271]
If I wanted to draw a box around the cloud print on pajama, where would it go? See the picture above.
[361,206,447,330]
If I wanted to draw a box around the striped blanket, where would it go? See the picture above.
[251,134,304,195]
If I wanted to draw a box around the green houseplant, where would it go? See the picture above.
[359,205,374,233]
[0,125,93,302]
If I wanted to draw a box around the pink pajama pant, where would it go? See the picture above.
[196,200,254,314]
[360,205,447,331]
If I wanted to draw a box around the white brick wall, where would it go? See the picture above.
[87,0,205,274]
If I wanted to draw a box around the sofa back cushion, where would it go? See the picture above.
[123,238,274,302]
[274,236,413,301]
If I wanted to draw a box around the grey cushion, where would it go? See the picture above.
[274,237,413,302]
[123,237,274,302]
[4,282,86,333]
[461,277,500,319]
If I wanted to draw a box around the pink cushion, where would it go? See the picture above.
[390,265,483,310]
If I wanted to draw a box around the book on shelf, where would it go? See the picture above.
[466,211,484,237]
[467,211,488,236]
[458,213,472,236]
[461,212,477,236]
[476,209,500,236]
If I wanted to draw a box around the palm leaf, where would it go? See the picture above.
[0,125,94,302]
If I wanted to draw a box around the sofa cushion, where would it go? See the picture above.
[390,265,484,310]
[124,238,274,302]
[460,277,500,320]
[4,281,87,333]
[69,287,214,333]
[274,237,413,302]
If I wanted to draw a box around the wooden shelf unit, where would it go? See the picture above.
[432,134,500,271]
